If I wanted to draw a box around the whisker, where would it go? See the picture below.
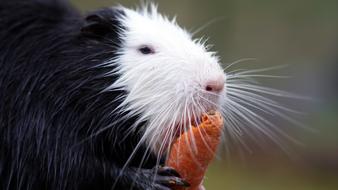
[191,97,218,156]
[223,58,258,71]
[195,92,254,154]
[227,83,310,100]
[227,74,291,79]
[228,64,289,75]
[191,17,225,36]
[227,89,305,115]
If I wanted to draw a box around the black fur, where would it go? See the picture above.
[0,1,186,189]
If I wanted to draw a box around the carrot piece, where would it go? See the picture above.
[166,111,224,190]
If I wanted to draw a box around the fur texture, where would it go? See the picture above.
[0,0,225,189]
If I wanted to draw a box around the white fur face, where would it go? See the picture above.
[110,5,226,155]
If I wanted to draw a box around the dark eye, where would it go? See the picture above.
[138,45,155,55]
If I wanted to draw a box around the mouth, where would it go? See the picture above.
[172,106,220,138]
[152,96,223,154]
[155,108,220,155]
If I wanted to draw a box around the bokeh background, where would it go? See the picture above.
[71,0,338,189]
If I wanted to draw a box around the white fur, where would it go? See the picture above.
[101,4,304,170]
[107,4,226,155]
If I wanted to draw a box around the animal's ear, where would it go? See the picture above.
[81,8,124,39]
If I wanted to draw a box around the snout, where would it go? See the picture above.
[205,75,225,93]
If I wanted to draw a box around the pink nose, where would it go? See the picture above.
[205,76,225,93]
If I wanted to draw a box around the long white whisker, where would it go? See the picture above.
[227,83,310,100]
[223,58,258,71]
[227,89,305,115]
[228,64,289,75]
[226,99,303,149]
[227,74,291,79]
[191,17,225,36]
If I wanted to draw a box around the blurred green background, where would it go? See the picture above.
[71,0,338,189]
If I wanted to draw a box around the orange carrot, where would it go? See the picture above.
[166,111,224,190]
